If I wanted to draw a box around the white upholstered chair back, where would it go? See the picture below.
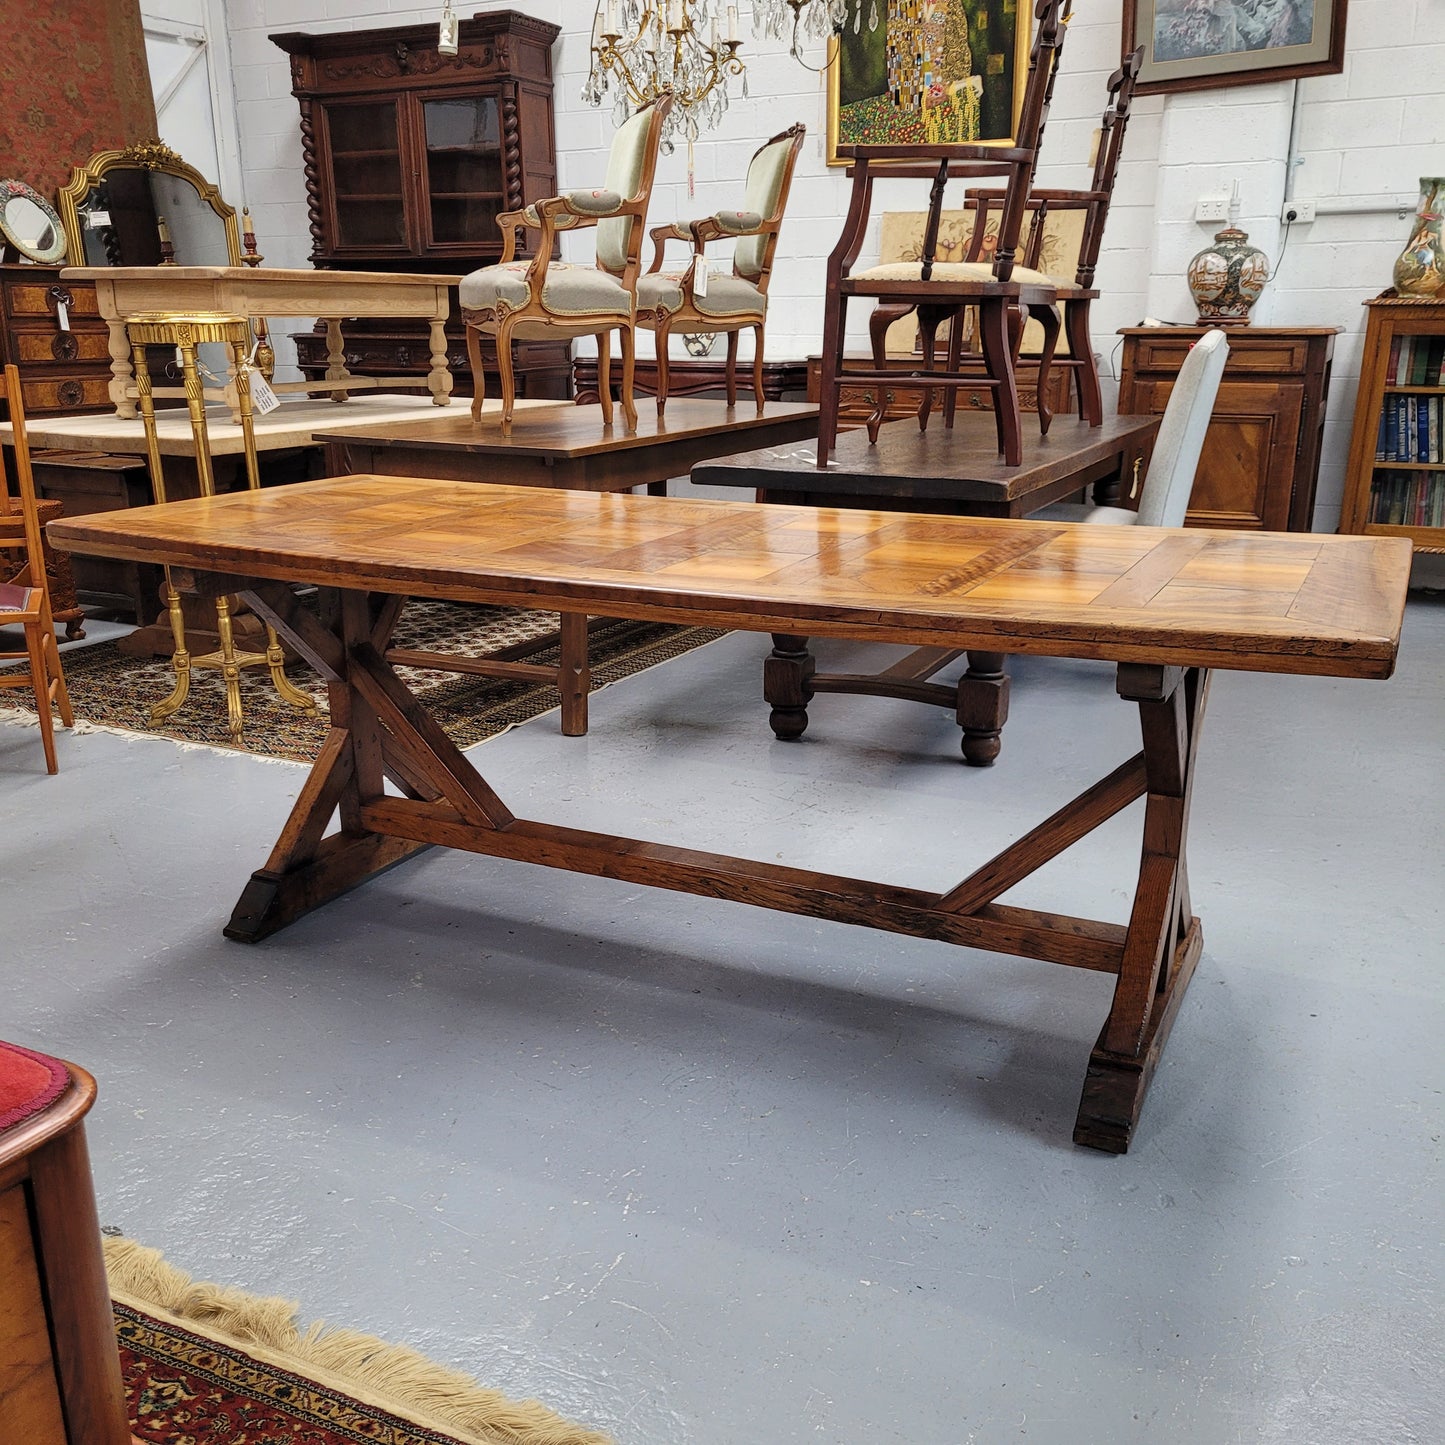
[597,106,656,276]
[1137,328,1229,528]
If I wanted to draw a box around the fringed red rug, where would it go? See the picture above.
[108,1239,611,1445]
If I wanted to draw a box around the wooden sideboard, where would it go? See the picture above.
[0,265,111,417]
[1117,326,1336,531]
[805,352,1074,426]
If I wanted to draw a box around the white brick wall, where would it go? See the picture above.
[225,0,1439,531]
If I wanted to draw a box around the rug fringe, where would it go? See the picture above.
[105,1237,613,1445]
[0,706,306,766]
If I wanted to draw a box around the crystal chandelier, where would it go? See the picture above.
[582,2,747,147]
[752,0,881,65]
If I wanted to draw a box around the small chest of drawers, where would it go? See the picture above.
[0,264,113,416]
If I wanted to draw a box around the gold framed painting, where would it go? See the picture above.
[1123,0,1347,96]
[826,0,1034,165]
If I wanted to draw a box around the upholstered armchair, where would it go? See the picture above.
[636,123,805,414]
[458,93,673,436]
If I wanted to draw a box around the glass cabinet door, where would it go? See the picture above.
[420,95,503,249]
[323,100,408,250]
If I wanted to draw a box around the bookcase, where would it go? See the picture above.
[1340,295,1445,552]
[271,12,571,401]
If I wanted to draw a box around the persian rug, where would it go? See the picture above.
[107,1237,612,1445]
[3,598,725,763]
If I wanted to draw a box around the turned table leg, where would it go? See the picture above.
[956,651,1010,767]
[765,633,814,739]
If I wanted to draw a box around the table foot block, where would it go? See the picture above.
[224,833,431,943]
[1072,918,1202,1153]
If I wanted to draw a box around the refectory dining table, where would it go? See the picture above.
[48,479,1412,1151]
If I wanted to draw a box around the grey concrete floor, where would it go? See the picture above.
[2,593,1443,1445]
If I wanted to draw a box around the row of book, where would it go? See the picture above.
[1374,393,1445,463]
[1369,471,1445,527]
[1386,333,1445,386]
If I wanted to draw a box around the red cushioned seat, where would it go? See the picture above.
[0,1039,70,1131]
[0,580,38,612]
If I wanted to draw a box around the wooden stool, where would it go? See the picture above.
[0,1041,131,1445]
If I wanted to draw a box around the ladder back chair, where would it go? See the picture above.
[0,365,74,773]
[865,49,1142,432]
[637,123,806,414]
[817,0,1070,469]
[961,48,1143,426]
[459,93,674,436]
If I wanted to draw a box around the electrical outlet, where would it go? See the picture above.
[1195,194,1231,223]
[1281,199,1316,224]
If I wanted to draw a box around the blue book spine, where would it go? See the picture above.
[1418,397,1430,462]
[1385,397,1399,460]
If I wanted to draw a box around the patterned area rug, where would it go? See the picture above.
[5,599,724,763]
[109,1238,611,1445]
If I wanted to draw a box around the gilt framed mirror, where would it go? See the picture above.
[57,141,241,269]
[0,180,68,264]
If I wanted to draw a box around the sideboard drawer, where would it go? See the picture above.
[6,283,101,322]
[19,375,112,415]
[1130,334,1312,377]
[9,329,113,367]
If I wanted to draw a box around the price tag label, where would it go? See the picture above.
[54,300,69,331]
[693,255,709,298]
[247,368,281,415]
[84,209,112,228]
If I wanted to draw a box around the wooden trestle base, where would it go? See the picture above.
[221,578,1211,1153]
[767,634,1013,766]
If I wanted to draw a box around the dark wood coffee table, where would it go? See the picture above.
[692,411,1157,514]
[317,397,820,497]
[694,411,1162,762]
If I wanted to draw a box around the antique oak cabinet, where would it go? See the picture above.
[271,11,570,401]
[1117,326,1336,531]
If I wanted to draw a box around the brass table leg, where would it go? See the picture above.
[129,313,319,741]
[131,339,192,724]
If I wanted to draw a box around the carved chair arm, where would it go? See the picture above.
[648,221,698,273]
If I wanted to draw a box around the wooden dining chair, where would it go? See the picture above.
[458,93,673,437]
[817,0,1070,469]
[0,365,74,773]
[865,48,1143,434]
[637,123,806,415]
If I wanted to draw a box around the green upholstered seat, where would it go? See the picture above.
[636,271,767,319]
[459,261,632,319]
[693,275,767,319]
[635,271,686,316]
